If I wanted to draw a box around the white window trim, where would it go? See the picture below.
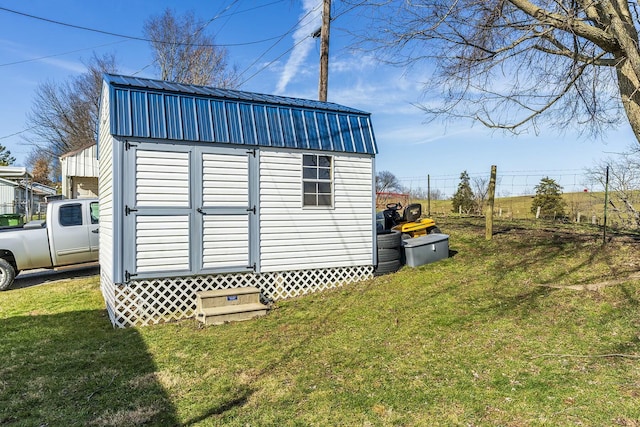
[301,153,334,209]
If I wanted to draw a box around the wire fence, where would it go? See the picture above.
[395,169,639,229]
[398,169,592,199]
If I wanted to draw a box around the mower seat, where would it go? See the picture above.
[403,203,422,222]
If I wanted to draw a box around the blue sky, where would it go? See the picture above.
[0,0,636,196]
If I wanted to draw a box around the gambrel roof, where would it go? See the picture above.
[102,74,378,155]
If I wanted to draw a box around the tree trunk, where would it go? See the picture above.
[616,58,640,144]
[610,0,640,144]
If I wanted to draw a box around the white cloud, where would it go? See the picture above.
[0,39,85,74]
[275,0,322,94]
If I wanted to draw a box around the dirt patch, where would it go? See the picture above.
[536,272,640,291]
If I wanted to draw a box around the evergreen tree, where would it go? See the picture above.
[451,171,474,214]
[0,144,15,166]
[530,177,566,219]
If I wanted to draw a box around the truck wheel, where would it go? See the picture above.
[376,230,401,249]
[0,258,16,291]
[374,260,401,276]
[428,226,442,234]
[377,247,401,263]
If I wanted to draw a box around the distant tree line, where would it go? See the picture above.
[375,171,444,201]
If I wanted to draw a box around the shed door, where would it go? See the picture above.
[124,145,192,280]
[197,147,256,273]
[122,142,257,281]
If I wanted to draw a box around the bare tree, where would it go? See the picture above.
[25,53,117,159]
[143,9,239,87]
[586,148,640,228]
[472,176,490,215]
[376,170,404,193]
[351,1,640,143]
[407,187,445,200]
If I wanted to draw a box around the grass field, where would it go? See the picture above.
[422,191,611,223]
[2,217,640,426]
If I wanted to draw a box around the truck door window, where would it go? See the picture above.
[90,202,99,224]
[59,204,83,227]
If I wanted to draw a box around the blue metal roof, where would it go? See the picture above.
[103,74,377,155]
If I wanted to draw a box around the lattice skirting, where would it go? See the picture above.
[101,265,374,327]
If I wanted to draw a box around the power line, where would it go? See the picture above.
[0,4,288,48]
[236,3,322,85]
[0,127,34,140]
[239,35,314,86]
[0,40,129,67]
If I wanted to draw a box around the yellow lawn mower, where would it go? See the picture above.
[377,202,441,239]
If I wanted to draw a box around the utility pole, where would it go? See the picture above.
[319,0,331,101]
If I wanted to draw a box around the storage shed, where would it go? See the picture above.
[60,142,99,198]
[0,177,18,214]
[98,74,378,327]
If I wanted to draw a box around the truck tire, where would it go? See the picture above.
[376,230,401,249]
[377,247,401,263]
[428,226,442,234]
[0,258,16,291]
[374,260,401,276]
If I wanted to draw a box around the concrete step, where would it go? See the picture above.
[195,286,269,325]
[196,302,269,326]
[196,286,262,311]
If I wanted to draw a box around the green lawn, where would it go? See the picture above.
[2,217,640,426]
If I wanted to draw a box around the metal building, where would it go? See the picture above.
[97,74,378,327]
[60,143,99,198]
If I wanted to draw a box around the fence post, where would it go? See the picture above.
[536,206,541,219]
[603,165,609,244]
[427,174,431,217]
[486,165,497,240]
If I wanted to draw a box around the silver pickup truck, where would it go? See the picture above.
[0,198,99,290]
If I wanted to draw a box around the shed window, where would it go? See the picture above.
[303,154,332,207]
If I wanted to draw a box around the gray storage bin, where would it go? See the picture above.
[403,234,449,267]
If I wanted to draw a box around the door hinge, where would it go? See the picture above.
[125,205,138,216]
[248,263,256,272]
[125,141,138,151]
[247,205,256,214]
[125,270,138,281]
[246,148,256,157]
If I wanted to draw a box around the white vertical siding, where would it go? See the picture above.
[98,85,114,284]
[61,144,99,198]
[0,180,16,215]
[66,144,99,177]
[259,149,374,272]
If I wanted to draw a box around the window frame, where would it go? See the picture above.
[90,202,100,224]
[302,153,334,208]
[59,203,83,227]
